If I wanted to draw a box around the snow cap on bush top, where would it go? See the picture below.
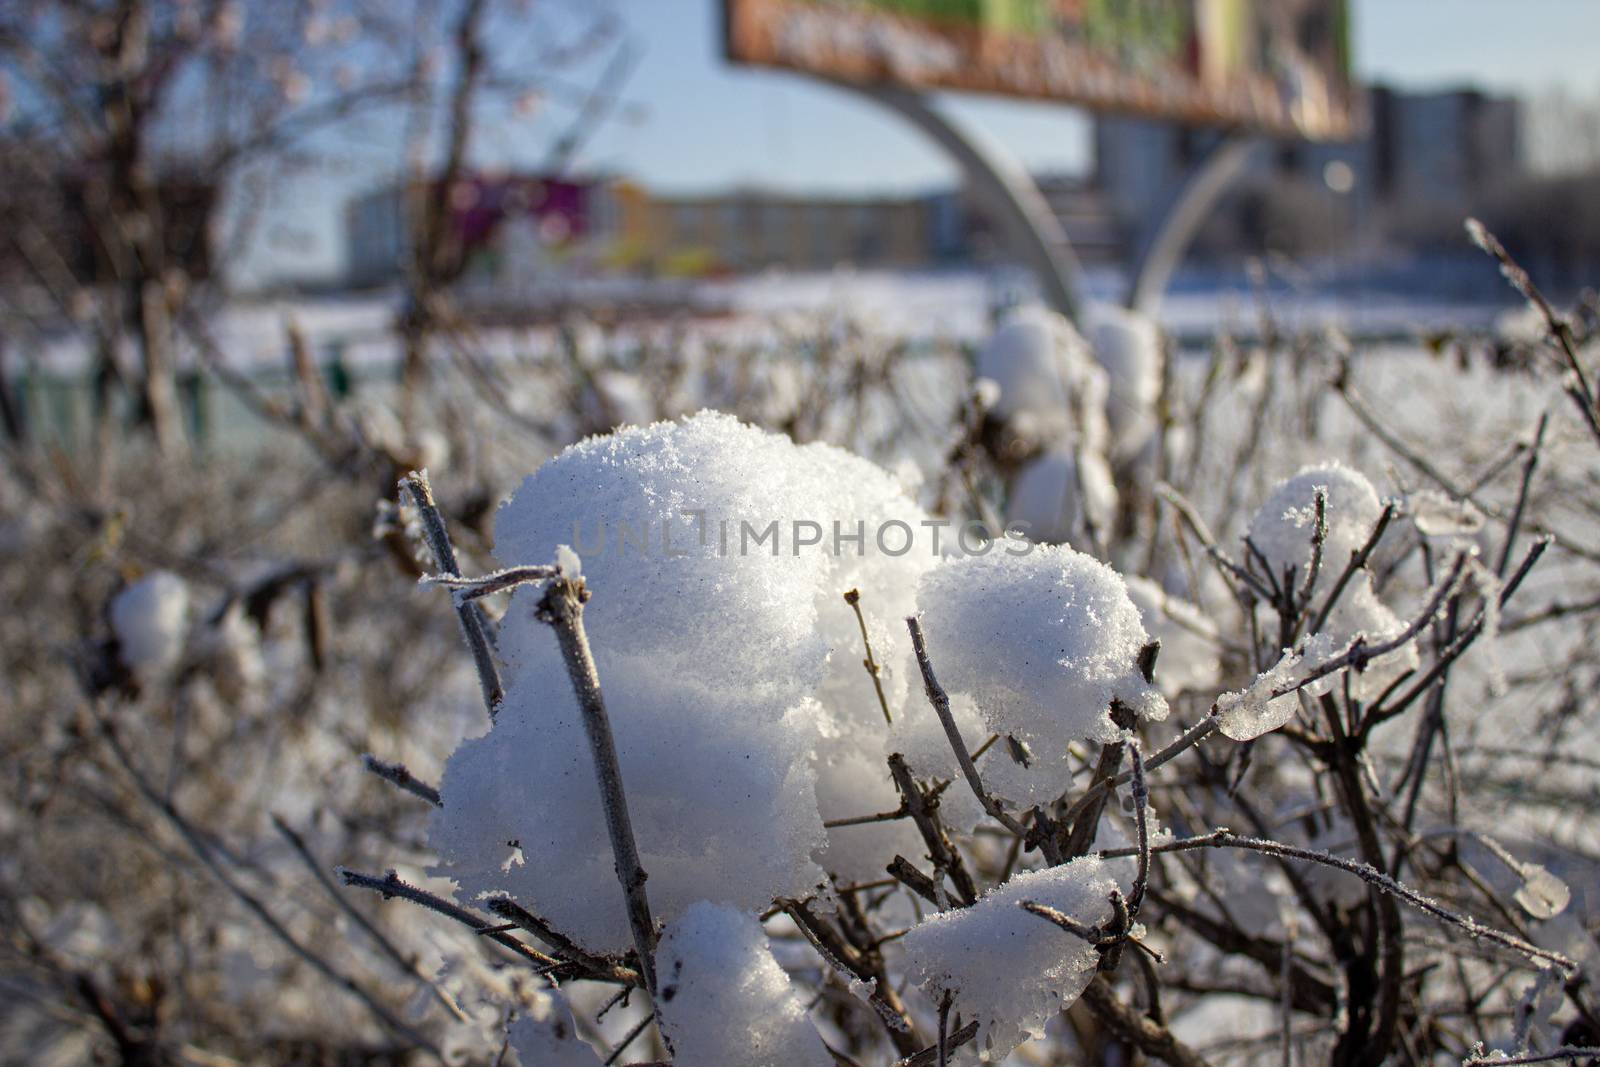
[1247,461,1384,594]
[914,543,1167,788]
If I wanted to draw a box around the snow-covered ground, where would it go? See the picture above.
[11,267,1515,378]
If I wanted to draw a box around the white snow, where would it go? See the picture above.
[1086,302,1162,463]
[1245,461,1384,593]
[975,305,1109,453]
[110,570,191,676]
[1008,447,1118,548]
[431,411,955,948]
[1243,463,1420,703]
[655,901,832,1067]
[1215,637,1333,742]
[899,856,1117,1060]
[508,991,601,1066]
[913,544,1166,808]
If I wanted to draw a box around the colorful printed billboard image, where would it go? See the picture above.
[724,0,1358,140]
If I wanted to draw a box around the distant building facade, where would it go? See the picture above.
[343,169,1126,286]
[1092,84,1523,253]
[345,174,592,289]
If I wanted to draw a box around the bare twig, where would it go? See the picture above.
[905,616,1030,842]
[893,1020,980,1066]
[485,897,635,983]
[1081,976,1215,1067]
[847,589,893,725]
[1127,738,1152,919]
[887,753,979,907]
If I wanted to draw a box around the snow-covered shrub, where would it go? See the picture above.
[18,234,1599,1067]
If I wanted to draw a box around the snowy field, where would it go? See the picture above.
[13,267,1516,378]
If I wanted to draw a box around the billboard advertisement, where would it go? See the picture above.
[724,0,1358,140]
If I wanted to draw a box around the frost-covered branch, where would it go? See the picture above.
[360,754,442,807]
[337,868,562,970]
[1464,1046,1600,1066]
[535,571,661,998]
[400,470,504,715]
[1102,831,1579,975]
[271,815,466,1022]
[1466,218,1600,446]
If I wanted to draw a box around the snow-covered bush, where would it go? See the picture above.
[12,230,1599,1067]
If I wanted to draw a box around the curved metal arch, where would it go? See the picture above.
[821,79,1088,325]
[1126,133,1260,315]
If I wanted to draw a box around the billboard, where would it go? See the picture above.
[724,0,1358,141]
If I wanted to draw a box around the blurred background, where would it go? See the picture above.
[2,0,1600,451]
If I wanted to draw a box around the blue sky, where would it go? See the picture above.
[245,0,1600,284]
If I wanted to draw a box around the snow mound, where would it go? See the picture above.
[433,412,947,949]
[976,305,1109,452]
[914,544,1166,808]
[1086,303,1162,463]
[1246,462,1383,593]
[1240,464,1419,706]
[1009,447,1117,548]
[900,856,1117,1059]
[432,660,825,953]
[656,902,832,1067]
[110,570,190,676]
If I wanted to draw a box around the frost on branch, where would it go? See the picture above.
[655,901,832,1067]
[900,856,1117,1060]
[914,545,1166,808]
[1245,462,1420,702]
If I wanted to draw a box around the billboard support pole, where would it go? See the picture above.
[1126,133,1259,314]
[826,79,1088,324]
